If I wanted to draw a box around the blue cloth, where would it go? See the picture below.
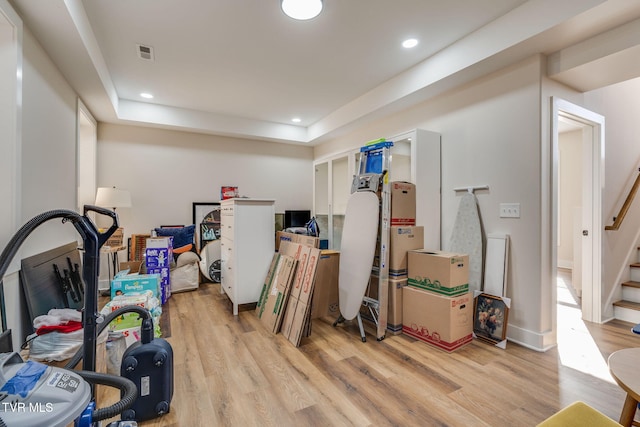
[1,360,47,398]
[155,225,195,249]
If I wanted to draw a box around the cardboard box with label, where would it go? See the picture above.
[391,181,416,226]
[145,237,173,268]
[360,275,407,335]
[276,231,319,251]
[281,243,321,346]
[402,286,473,352]
[146,266,171,304]
[256,254,297,333]
[407,250,469,297]
[256,254,281,312]
[389,226,424,278]
[111,273,161,300]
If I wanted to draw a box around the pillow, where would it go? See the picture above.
[155,225,195,254]
[175,251,200,268]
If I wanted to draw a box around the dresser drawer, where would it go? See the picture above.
[220,217,234,240]
[220,204,234,217]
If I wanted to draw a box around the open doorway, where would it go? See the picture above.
[556,117,588,330]
[552,97,605,335]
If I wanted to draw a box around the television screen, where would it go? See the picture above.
[284,210,311,229]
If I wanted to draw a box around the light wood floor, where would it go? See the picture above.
[100,280,639,427]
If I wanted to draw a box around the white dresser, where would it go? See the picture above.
[220,198,275,315]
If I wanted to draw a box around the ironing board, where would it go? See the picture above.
[449,191,483,293]
[338,191,380,320]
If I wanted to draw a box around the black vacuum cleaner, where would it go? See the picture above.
[0,205,169,426]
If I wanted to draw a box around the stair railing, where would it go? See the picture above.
[606,167,640,231]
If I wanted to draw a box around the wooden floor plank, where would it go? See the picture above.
[87,282,640,426]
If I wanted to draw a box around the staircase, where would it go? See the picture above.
[613,254,640,323]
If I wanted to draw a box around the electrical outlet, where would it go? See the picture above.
[500,203,520,218]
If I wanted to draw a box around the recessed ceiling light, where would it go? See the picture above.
[402,38,419,49]
[292,117,302,123]
[281,0,323,20]
[140,93,154,99]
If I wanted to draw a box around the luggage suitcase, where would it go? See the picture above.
[120,317,174,422]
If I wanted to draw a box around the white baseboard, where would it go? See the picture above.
[557,259,573,270]
[506,324,557,352]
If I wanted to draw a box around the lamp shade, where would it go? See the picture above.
[95,187,132,209]
[281,0,323,20]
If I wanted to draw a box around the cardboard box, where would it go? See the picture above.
[111,273,161,300]
[311,250,340,319]
[104,227,124,248]
[257,255,297,333]
[391,181,416,226]
[119,261,142,274]
[360,275,406,335]
[402,286,473,352]
[146,266,171,304]
[279,241,321,345]
[407,250,469,296]
[389,226,424,278]
[256,254,281,311]
[289,246,320,304]
[145,237,173,268]
[221,186,239,200]
[276,231,319,251]
[283,294,311,346]
[280,294,298,339]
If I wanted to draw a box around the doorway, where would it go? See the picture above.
[552,97,605,328]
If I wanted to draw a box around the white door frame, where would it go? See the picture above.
[552,97,605,323]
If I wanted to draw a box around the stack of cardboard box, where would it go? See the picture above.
[403,250,473,352]
[255,232,321,347]
[363,182,424,335]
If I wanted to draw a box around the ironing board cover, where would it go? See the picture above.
[338,191,379,320]
[449,192,483,293]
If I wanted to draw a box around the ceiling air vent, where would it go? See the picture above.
[136,44,155,61]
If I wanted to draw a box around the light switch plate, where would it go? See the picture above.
[500,203,520,218]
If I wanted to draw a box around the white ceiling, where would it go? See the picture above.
[10,0,640,145]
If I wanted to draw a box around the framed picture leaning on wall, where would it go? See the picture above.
[473,293,509,345]
[192,202,221,251]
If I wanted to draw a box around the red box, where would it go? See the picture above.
[221,186,239,200]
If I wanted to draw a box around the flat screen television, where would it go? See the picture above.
[284,210,311,229]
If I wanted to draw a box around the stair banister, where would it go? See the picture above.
[606,167,640,231]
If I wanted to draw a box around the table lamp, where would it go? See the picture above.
[95,187,132,211]
[95,187,132,280]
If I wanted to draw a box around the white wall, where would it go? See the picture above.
[3,25,83,347]
[315,56,578,350]
[97,123,314,239]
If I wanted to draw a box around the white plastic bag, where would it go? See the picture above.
[28,329,108,362]
[170,261,199,293]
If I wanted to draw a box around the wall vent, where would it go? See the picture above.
[136,44,155,61]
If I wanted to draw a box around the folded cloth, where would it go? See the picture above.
[35,321,83,336]
[32,308,82,329]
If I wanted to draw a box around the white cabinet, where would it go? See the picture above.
[220,198,275,315]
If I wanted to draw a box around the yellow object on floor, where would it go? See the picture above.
[537,401,622,426]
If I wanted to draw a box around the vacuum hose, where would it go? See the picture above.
[0,207,137,422]
[0,209,82,281]
[64,305,152,370]
[75,370,137,421]
[64,305,153,421]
